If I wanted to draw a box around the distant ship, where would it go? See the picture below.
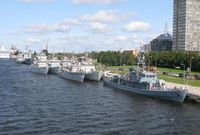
[0,45,10,59]
[16,53,25,64]
[23,51,32,65]
[82,65,102,81]
[30,50,49,75]
[60,60,85,82]
[78,57,102,81]
[49,59,61,74]
[104,53,188,103]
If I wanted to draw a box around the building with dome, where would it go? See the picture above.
[150,23,173,52]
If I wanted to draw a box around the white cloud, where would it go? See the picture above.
[25,37,43,45]
[24,19,79,34]
[20,0,54,3]
[89,22,111,33]
[115,35,129,42]
[123,21,151,32]
[58,34,146,52]
[80,10,121,23]
[72,0,124,5]
[25,23,52,34]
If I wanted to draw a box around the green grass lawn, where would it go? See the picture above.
[158,67,200,75]
[159,75,200,87]
[106,65,200,87]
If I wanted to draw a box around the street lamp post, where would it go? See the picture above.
[181,63,186,85]
[190,56,194,75]
[120,54,124,67]
[100,55,103,70]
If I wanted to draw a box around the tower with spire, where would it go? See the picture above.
[164,21,169,34]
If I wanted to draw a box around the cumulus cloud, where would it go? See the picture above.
[20,0,54,3]
[25,37,43,45]
[89,22,111,33]
[58,34,145,52]
[80,10,121,23]
[24,19,79,34]
[25,23,52,34]
[72,0,124,5]
[123,21,151,32]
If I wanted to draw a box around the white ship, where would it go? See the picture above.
[16,53,25,64]
[23,50,32,65]
[31,52,49,75]
[78,57,102,81]
[49,59,61,74]
[81,65,102,81]
[60,61,85,82]
[0,45,10,59]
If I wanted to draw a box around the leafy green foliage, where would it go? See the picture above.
[89,51,136,66]
[146,51,200,71]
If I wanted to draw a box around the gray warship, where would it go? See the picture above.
[104,53,188,103]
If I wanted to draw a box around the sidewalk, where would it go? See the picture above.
[165,82,200,96]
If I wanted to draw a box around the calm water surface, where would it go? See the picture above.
[0,59,200,135]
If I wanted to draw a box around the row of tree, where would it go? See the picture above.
[53,51,200,72]
[89,51,136,66]
[145,51,200,71]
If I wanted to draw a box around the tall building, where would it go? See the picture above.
[173,0,200,51]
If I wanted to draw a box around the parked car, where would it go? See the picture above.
[195,75,200,80]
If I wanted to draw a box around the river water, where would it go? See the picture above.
[0,59,200,135]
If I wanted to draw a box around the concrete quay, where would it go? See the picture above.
[165,82,200,103]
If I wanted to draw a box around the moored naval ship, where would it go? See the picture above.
[49,59,61,74]
[78,57,102,81]
[16,53,25,64]
[60,60,85,82]
[30,49,49,75]
[0,45,10,59]
[23,50,32,65]
[104,53,188,103]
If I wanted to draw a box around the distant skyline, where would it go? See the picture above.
[0,0,173,52]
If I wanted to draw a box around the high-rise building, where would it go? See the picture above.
[173,0,200,51]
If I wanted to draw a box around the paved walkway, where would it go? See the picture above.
[165,82,200,96]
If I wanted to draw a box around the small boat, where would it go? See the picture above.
[104,53,188,103]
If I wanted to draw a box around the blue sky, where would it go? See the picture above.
[0,0,173,52]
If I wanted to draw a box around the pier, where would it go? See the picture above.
[165,82,200,103]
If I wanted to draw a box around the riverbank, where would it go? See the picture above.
[106,66,200,87]
[165,82,200,103]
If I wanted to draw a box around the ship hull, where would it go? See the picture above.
[49,67,60,74]
[23,58,32,65]
[0,53,10,59]
[60,70,85,82]
[0,56,10,59]
[16,58,25,64]
[104,80,187,103]
[31,66,49,75]
[85,71,102,81]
